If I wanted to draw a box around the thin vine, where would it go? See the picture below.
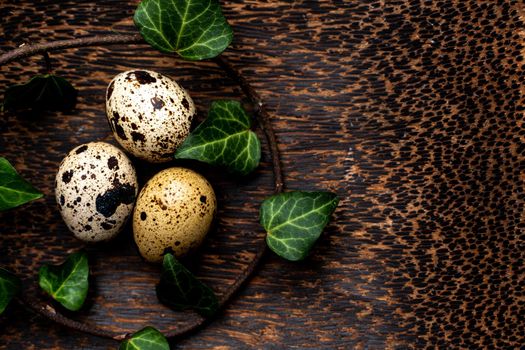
[2,35,283,341]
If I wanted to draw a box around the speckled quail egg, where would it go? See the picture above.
[55,142,138,242]
[133,167,216,263]
[105,70,195,163]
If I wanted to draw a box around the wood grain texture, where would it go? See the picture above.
[0,0,524,349]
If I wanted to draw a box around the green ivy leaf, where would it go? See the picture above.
[0,157,43,211]
[119,327,170,350]
[134,0,233,60]
[2,74,77,112]
[174,100,261,175]
[260,191,339,261]
[0,267,21,314]
[38,252,89,311]
[156,253,219,317]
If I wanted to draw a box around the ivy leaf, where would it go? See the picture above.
[38,252,89,311]
[119,327,170,350]
[156,253,219,317]
[134,0,233,60]
[0,157,43,211]
[0,267,21,314]
[174,100,261,175]
[260,191,339,261]
[2,74,77,112]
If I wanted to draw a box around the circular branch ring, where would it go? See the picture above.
[1,34,284,341]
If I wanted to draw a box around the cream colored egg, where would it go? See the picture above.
[55,142,138,242]
[105,70,195,163]
[133,167,216,263]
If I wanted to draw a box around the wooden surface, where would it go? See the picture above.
[1,0,524,349]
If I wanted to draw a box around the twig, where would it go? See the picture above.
[0,34,143,66]
[17,293,120,340]
[3,34,283,341]
[213,56,284,193]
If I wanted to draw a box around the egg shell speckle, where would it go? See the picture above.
[133,167,216,263]
[55,142,138,242]
[106,70,195,163]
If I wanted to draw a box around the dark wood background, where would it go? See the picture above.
[1,0,524,349]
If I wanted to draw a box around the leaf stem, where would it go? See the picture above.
[3,34,284,340]
[43,51,52,74]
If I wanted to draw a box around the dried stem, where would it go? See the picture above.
[2,34,283,341]
[213,56,284,193]
[0,34,143,66]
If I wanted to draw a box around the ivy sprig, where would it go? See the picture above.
[39,252,89,311]
[0,158,43,212]
[2,74,76,112]
[175,100,261,175]
[120,327,170,350]
[156,253,219,317]
[134,0,233,60]
[0,267,21,314]
[260,191,339,261]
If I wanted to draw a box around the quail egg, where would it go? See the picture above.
[55,142,138,242]
[105,70,195,163]
[133,167,216,262]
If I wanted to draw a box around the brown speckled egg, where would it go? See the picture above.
[55,142,138,242]
[133,167,216,263]
[105,70,195,163]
